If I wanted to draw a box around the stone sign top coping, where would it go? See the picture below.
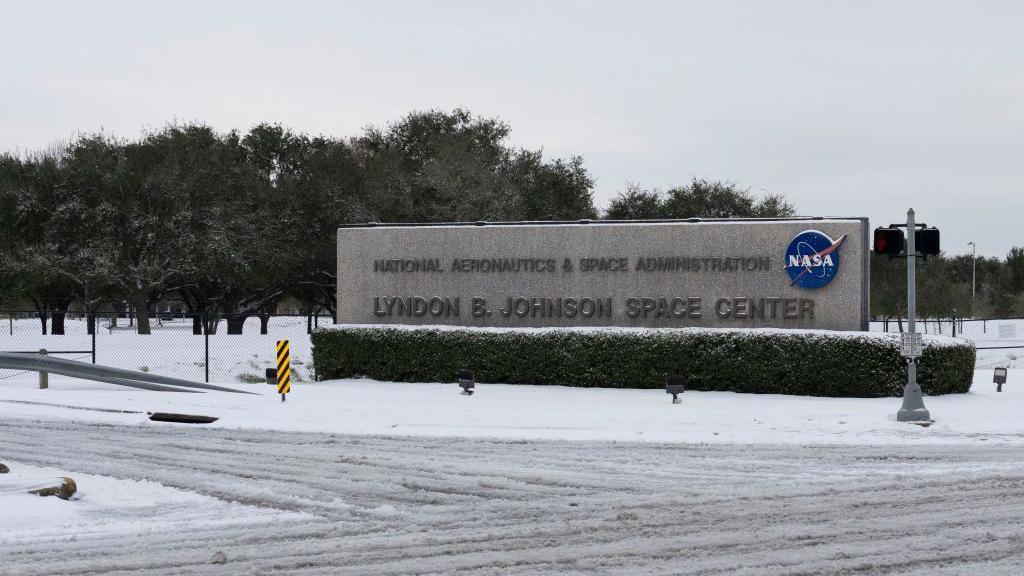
[338,217,868,229]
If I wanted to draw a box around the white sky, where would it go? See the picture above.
[3,1,1021,257]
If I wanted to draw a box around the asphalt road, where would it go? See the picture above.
[3,417,1024,575]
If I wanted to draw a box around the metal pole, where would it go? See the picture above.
[204,311,210,383]
[971,242,976,316]
[898,208,930,422]
[39,349,48,389]
[91,323,96,364]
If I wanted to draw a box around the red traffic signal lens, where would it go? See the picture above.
[873,227,905,255]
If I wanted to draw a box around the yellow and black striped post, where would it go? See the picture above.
[276,340,291,402]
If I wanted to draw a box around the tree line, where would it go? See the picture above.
[1,108,1020,335]
[0,109,597,334]
[871,247,1024,323]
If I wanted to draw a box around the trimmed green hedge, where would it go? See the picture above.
[311,326,976,397]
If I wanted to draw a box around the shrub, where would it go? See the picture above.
[236,372,264,384]
[311,326,975,397]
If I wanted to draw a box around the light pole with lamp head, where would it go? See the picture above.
[967,241,976,317]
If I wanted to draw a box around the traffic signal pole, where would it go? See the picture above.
[897,208,930,422]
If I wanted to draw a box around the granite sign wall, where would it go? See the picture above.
[336,219,870,330]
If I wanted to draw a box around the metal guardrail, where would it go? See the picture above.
[8,350,93,354]
[0,352,255,394]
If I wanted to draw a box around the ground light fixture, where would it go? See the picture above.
[666,374,685,404]
[458,370,475,395]
[994,367,1008,392]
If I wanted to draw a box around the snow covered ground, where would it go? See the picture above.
[0,462,308,569]
[1,372,1023,574]
[0,315,324,385]
[3,417,1024,575]
[871,318,1024,368]
[0,370,1018,444]
[3,322,1024,574]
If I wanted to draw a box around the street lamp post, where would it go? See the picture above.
[967,241,976,317]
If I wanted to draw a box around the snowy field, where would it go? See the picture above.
[871,318,1024,369]
[0,315,326,385]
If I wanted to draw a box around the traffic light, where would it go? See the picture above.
[874,226,940,257]
[873,227,905,256]
[916,227,940,256]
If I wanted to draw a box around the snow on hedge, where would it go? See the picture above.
[329,323,967,347]
[313,324,975,397]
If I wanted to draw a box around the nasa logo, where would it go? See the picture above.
[785,230,847,289]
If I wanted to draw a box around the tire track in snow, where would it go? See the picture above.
[2,418,1024,575]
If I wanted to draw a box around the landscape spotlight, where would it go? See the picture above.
[666,374,685,404]
[994,367,1008,392]
[457,370,475,396]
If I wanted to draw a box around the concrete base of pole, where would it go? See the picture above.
[897,383,931,422]
[897,408,931,422]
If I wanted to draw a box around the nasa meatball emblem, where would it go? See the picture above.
[785,230,847,289]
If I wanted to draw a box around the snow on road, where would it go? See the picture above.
[3,369,1024,574]
[2,417,1024,575]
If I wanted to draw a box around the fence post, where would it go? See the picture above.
[204,310,210,383]
[92,323,97,364]
[39,349,48,389]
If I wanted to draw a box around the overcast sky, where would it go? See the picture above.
[3,1,1021,257]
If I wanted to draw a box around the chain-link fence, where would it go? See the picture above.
[0,311,334,387]
[6,311,1019,385]
[871,317,1024,368]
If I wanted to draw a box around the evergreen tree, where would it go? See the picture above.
[605,178,795,219]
